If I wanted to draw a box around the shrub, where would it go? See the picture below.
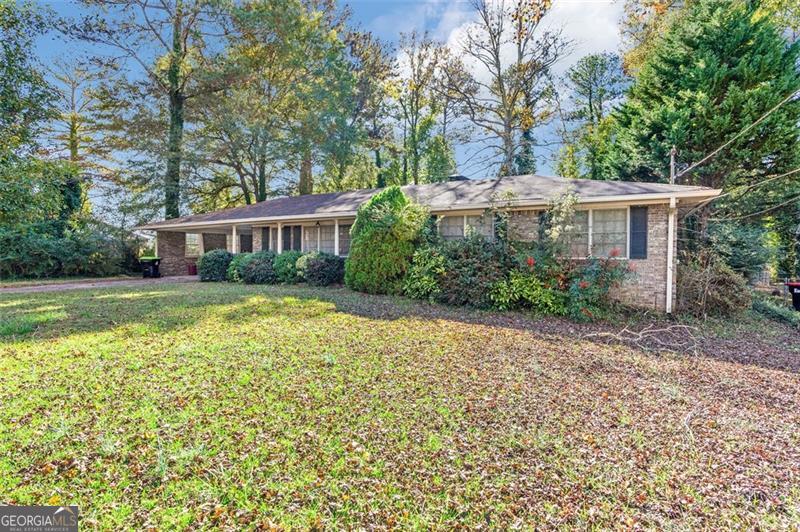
[197,249,233,282]
[490,269,569,315]
[677,251,752,317]
[567,257,631,321]
[436,234,510,309]
[345,186,428,294]
[226,253,253,282]
[0,224,133,279]
[273,250,303,284]
[752,296,800,328]
[298,252,345,286]
[404,246,446,302]
[241,251,277,284]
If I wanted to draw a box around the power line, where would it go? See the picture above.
[675,88,800,180]
[711,192,800,222]
[681,166,800,219]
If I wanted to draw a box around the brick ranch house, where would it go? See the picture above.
[139,174,720,313]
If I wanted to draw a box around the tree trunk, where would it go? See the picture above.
[256,162,266,202]
[68,113,79,163]
[164,2,184,220]
[374,148,384,188]
[298,149,313,195]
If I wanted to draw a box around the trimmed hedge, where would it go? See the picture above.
[298,252,345,286]
[226,252,254,282]
[241,251,277,284]
[274,250,303,284]
[197,249,233,282]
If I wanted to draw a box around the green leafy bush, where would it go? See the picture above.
[677,251,752,317]
[241,251,277,284]
[0,225,131,278]
[752,295,800,328]
[298,252,345,286]
[404,246,446,302]
[491,268,569,315]
[226,253,254,282]
[567,257,631,321]
[273,250,303,284]
[345,186,428,294]
[435,234,511,309]
[197,249,233,282]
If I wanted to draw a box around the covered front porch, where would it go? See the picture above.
[153,218,355,277]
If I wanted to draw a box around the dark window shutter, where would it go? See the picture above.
[282,226,291,251]
[292,226,302,251]
[629,206,648,259]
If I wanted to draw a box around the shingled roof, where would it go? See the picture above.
[139,174,719,230]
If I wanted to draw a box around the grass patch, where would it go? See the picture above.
[0,282,798,528]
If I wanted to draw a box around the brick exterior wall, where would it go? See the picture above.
[614,203,676,312]
[506,205,675,311]
[157,231,196,277]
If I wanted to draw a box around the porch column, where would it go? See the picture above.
[277,223,283,253]
[231,225,240,254]
[334,219,339,256]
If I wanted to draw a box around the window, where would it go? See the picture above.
[282,225,302,251]
[260,228,270,252]
[270,227,277,251]
[338,224,352,255]
[439,215,464,240]
[303,225,317,252]
[320,225,335,254]
[185,233,201,257]
[238,234,252,253]
[592,208,627,257]
[566,211,590,257]
[466,214,493,239]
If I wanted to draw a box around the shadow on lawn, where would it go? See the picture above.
[0,282,797,373]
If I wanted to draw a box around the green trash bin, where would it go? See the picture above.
[140,257,161,278]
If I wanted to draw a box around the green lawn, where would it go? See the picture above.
[0,275,136,289]
[1,282,798,528]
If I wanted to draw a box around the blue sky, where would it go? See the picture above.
[36,0,624,177]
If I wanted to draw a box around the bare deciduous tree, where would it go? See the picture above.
[442,0,569,176]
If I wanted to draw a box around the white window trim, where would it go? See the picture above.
[571,206,630,260]
[185,233,201,258]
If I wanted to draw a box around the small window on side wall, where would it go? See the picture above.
[629,206,648,259]
[185,233,200,257]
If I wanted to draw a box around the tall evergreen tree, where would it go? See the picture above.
[611,0,800,236]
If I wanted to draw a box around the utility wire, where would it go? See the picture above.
[711,192,800,222]
[681,166,800,219]
[675,88,800,180]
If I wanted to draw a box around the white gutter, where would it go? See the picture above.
[138,189,721,231]
[666,196,677,314]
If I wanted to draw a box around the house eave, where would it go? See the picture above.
[138,189,721,232]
